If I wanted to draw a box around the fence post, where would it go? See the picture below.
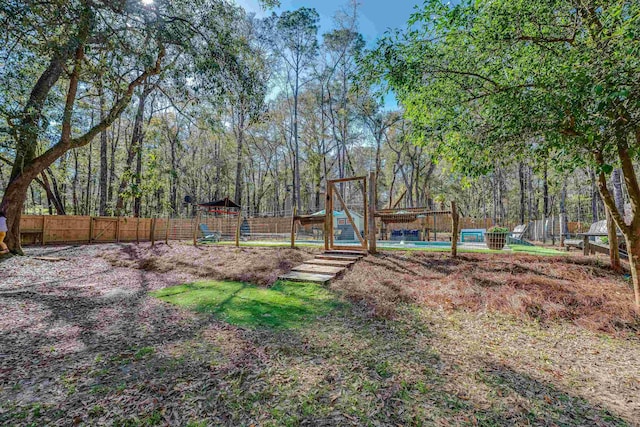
[136,216,140,244]
[193,211,199,247]
[433,212,437,241]
[87,217,93,244]
[165,215,170,245]
[116,216,121,243]
[235,211,241,247]
[150,217,156,247]
[368,171,377,254]
[42,216,48,246]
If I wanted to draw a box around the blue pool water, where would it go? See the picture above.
[298,240,459,248]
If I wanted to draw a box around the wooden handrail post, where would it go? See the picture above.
[324,191,330,251]
[290,207,297,249]
[368,171,377,254]
[328,184,334,249]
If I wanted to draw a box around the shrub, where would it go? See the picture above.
[488,226,509,233]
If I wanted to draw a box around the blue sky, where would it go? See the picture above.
[235,0,422,44]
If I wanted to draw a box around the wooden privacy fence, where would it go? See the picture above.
[20,214,569,246]
[20,215,175,245]
[19,215,298,246]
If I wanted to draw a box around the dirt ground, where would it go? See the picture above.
[0,243,639,426]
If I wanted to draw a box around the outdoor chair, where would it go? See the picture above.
[565,220,606,251]
[506,224,533,246]
[199,224,221,242]
[566,220,627,258]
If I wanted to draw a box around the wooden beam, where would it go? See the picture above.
[331,182,366,248]
[328,184,334,249]
[391,188,407,209]
[329,175,367,184]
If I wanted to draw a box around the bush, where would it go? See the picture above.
[488,226,509,233]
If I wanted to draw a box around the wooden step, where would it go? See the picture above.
[278,271,335,285]
[325,249,367,256]
[316,254,362,261]
[306,258,355,268]
[292,264,346,275]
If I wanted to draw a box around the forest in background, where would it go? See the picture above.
[1,0,622,227]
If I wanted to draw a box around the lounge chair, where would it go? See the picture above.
[568,220,627,258]
[507,224,533,246]
[199,224,221,242]
[565,220,606,251]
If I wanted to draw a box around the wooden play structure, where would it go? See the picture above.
[282,173,461,284]
[291,172,460,257]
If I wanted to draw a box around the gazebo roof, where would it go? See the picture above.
[198,197,241,209]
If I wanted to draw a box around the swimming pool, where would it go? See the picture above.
[296,240,487,249]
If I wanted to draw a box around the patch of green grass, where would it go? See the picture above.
[152,280,341,329]
[134,346,155,360]
[509,244,566,256]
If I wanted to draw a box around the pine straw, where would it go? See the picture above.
[101,243,313,286]
[334,251,640,335]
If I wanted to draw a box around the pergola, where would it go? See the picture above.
[197,197,241,215]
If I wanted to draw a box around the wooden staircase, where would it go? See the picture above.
[279,250,366,285]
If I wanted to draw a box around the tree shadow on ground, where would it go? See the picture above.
[474,362,627,426]
[0,247,635,426]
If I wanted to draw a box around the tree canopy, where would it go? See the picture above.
[363,0,640,306]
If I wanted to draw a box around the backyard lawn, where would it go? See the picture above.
[0,243,638,425]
